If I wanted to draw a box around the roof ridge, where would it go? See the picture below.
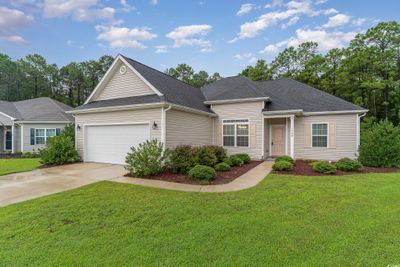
[121,55,200,91]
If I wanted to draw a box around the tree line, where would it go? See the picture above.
[0,21,399,123]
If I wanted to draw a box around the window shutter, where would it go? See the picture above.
[30,128,35,145]
[329,123,336,148]
[215,121,222,146]
[250,123,257,148]
[56,128,61,136]
[304,123,311,148]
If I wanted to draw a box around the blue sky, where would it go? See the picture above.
[0,0,399,76]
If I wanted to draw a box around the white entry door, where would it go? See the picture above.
[85,124,150,164]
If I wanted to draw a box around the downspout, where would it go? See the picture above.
[161,105,172,148]
[356,113,367,156]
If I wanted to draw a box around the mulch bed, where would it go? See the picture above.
[125,160,263,185]
[273,160,400,176]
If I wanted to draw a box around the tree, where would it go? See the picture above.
[241,59,272,81]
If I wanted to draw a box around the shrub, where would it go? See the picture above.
[125,140,168,177]
[272,161,293,171]
[22,151,40,158]
[229,155,244,167]
[223,157,232,166]
[312,161,337,174]
[205,146,227,163]
[275,155,294,164]
[358,120,400,167]
[60,123,75,140]
[168,145,198,174]
[196,146,218,167]
[236,153,251,164]
[39,135,79,165]
[215,162,231,172]
[336,158,362,172]
[188,165,216,181]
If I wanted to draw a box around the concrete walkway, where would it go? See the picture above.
[0,163,126,207]
[112,161,273,192]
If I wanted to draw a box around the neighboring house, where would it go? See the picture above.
[0,97,74,153]
[68,55,367,165]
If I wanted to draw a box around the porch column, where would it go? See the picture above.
[290,115,294,158]
[11,123,15,154]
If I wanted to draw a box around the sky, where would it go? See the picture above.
[0,0,399,76]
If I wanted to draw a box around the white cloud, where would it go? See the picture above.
[234,52,257,64]
[260,44,279,54]
[323,13,350,28]
[200,47,214,53]
[0,7,33,44]
[264,0,283,8]
[275,28,356,52]
[315,0,327,4]
[323,8,338,15]
[281,16,299,29]
[352,18,366,26]
[166,24,212,48]
[96,25,157,49]
[120,0,136,12]
[155,45,168,53]
[150,0,158,5]
[236,3,253,16]
[73,7,115,21]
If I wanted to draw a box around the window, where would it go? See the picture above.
[312,123,328,147]
[35,128,57,145]
[222,119,249,147]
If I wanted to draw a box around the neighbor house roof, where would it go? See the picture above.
[0,97,74,122]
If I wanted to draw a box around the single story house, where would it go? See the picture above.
[68,55,367,165]
[0,97,74,153]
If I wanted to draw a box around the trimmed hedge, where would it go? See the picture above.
[272,161,293,171]
[275,156,294,164]
[336,158,362,172]
[188,165,216,181]
[196,146,218,167]
[168,145,199,174]
[236,153,251,164]
[215,162,231,172]
[229,155,244,167]
[312,161,337,174]
[206,146,227,163]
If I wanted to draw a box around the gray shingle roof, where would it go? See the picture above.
[0,97,74,122]
[74,94,163,111]
[257,78,366,112]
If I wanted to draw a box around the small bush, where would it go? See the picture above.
[336,158,362,172]
[223,157,232,166]
[275,155,294,164]
[125,140,169,177]
[236,153,251,164]
[215,162,231,172]
[39,135,79,165]
[22,151,40,158]
[196,146,218,167]
[229,155,244,167]
[168,145,198,173]
[272,161,293,171]
[205,146,227,163]
[313,161,337,174]
[188,165,216,181]
[359,120,400,167]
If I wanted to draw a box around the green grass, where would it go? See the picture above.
[0,158,42,176]
[1,173,400,266]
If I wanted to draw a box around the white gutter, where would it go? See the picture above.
[356,112,367,156]
[302,110,368,116]
[161,105,172,147]
[15,121,72,124]
[204,97,270,105]
[263,109,303,115]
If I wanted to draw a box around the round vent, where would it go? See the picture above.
[119,65,127,75]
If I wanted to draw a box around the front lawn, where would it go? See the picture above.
[1,173,400,265]
[0,158,42,176]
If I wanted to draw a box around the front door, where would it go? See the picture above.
[271,125,285,157]
[5,130,12,151]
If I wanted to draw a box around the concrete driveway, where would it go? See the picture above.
[0,163,126,207]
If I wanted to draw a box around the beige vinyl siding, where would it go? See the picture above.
[74,108,161,158]
[22,123,68,152]
[212,101,264,159]
[95,61,155,101]
[294,114,358,161]
[165,109,213,148]
[0,113,12,125]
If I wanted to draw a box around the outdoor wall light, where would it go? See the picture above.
[152,121,158,129]
[77,125,81,130]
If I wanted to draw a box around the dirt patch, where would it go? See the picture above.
[125,160,263,185]
[273,160,400,176]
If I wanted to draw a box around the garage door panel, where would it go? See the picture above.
[85,124,149,164]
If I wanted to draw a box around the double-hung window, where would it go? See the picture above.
[35,128,57,145]
[222,119,249,147]
[312,123,328,147]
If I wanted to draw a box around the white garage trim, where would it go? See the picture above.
[83,122,151,164]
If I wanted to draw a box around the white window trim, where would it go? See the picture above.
[311,122,329,148]
[34,128,57,145]
[222,119,250,148]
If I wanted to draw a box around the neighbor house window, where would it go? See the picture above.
[222,119,249,147]
[35,128,57,145]
[312,123,328,147]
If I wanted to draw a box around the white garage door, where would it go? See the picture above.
[85,124,150,164]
